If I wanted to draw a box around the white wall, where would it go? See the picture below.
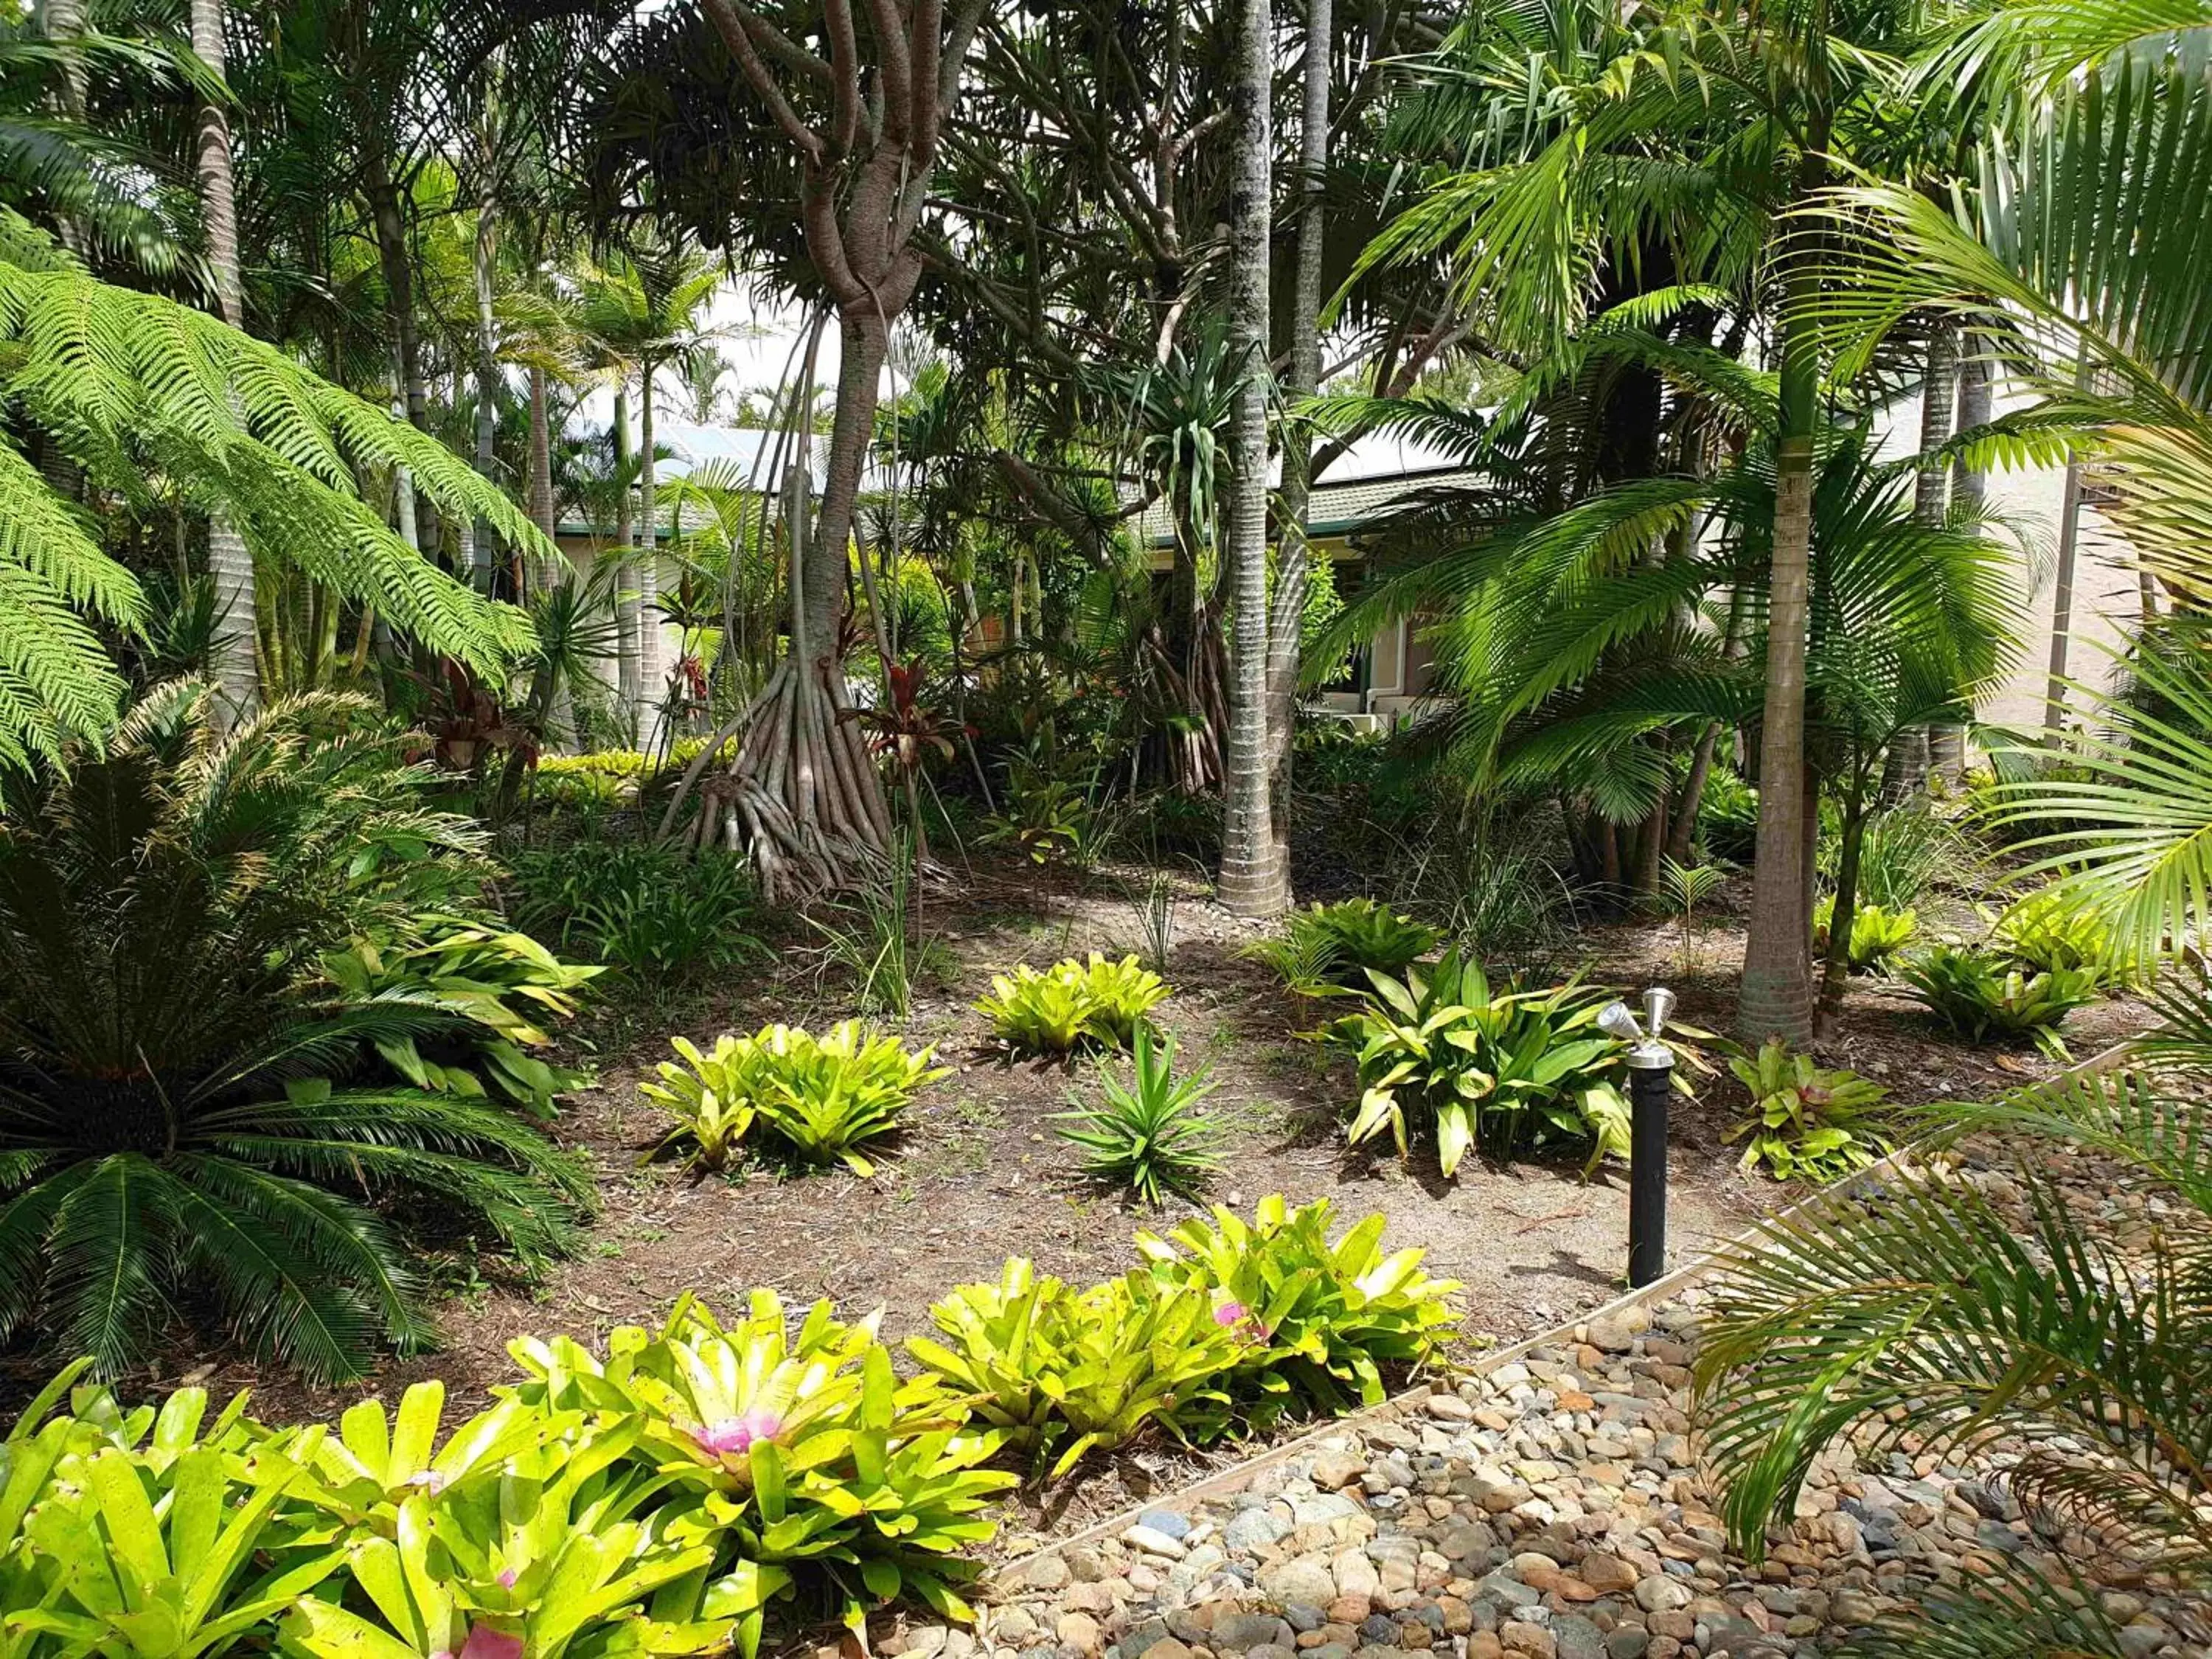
[1869,385,2139,739]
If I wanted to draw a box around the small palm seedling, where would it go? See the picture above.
[1658,857,1731,974]
[1053,1027,1222,1204]
[1899,945,2101,1059]
[1725,1039,1892,1182]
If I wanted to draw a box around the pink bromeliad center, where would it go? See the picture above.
[1211,1300,1249,1328]
[691,1406,785,1458]
[436,1624,522,1659]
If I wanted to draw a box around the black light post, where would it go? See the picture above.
[1599,987,1676,1288]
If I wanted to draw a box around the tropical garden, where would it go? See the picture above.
[0,0,2208,1655]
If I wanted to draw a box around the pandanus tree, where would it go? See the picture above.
[585,0,990,896]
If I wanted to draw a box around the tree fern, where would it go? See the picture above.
[0,218,552,765]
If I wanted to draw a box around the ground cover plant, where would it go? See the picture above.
[1898,945,2101,1058]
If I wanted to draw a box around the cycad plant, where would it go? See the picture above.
[1695,1018,2212,1655]
[0,689,589,1380]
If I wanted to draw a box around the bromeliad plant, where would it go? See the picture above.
[1898,945,2101,1059]
[1725,1040,1893,1183]
[1316,951,1638,1175]
[1811,897,1918,973]
[641,1023,948,1176]
[1134,1196,1462,1428]
[1989,886,2124,985]
[509,1291,1012,1628]
[975,954,1169,1055]
[1052,1026,1222,1204]
[1244,900,1441,994]
[905,1260,1244,1479]
[0,1371,346,1659]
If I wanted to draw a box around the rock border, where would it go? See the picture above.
[987,1040,2132,1587]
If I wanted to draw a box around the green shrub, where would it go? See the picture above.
[1848,804,1964,910]
[641,1021,948,1176]
[1990,886,2123,983]
[1899,945,2101,1057]
[1725,1039,1893,1181]
[0,698,590,1381]
[1245,898,1439,994]
[1697,767,1761,863]
[510,1291,1013,1626]
[508,842,760,990]
[975,953,1169,1054]
[1317,950,1632,1173]
[1053,1026,1222,1204]
[977,754,1097,866]
[905,1260,1242,1478]
[1811,897,1919,972]
[1133,1196,1462,1425]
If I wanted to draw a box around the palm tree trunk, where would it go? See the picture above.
[191,0,256,727]
[638,352,663,742]
[1218,0,1285,917]
[1929,330,1992,781]
[528,364,555,581]
[1737,164,1824,1047]
[613,383,639,718]
[1883,323,1957,801]
[470,186,500,595]
[1262,0,1331,891]
[2043,355,2090,743]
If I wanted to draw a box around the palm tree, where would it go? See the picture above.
[189,0,257,724]
[578,238,723,739]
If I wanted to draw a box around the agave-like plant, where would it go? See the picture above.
[0,689,590,1380]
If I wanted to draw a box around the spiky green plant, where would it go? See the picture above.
[1052,1026,1222,1205]
[0,691,589,1380]
[1898,945,2100,1058]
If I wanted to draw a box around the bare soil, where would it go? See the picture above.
[111,854,2146,1506]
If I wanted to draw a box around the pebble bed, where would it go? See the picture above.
[877,1291,2205,1659]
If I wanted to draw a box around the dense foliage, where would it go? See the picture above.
[0,692,591,1380]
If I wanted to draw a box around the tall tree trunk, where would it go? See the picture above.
[190,0,256,726]
[638,352,662,740]
[1262,0,1331,892]
[470,185,500,594]
[1218,0,1284,917]
[1883,322,1957,801]
[2043,355,2090,743]
[1929,330,1992,781]
[613,383,639,717]
[529,367,555,536]
[1737,159,1824,1048]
